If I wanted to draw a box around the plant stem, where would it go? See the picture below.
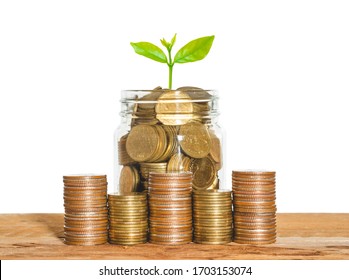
[168,65,173,89]
[167,48,173,89]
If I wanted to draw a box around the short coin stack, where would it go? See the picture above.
[148,172,193,245]
[193,190,233,244]
[63,174,108,245]
[108,192,148,245]
[232,170,277,244]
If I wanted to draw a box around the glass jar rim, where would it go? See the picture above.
[120,89,218,103]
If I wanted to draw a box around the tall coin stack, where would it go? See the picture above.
[193,190,233,244]
[63,174,108,245]
[148,172,193,245]
[232,170,277,244]
[108,192,148,245]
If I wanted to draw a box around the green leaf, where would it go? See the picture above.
[160,34,177,52]
[160,38,170,49]
[170,34,177,47]
[173,35,215,64]
[130,42,168,63]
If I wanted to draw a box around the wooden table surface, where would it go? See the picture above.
[0,213,348,260]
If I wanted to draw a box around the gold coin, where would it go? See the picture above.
[63,174,107,180]
[155,90,194,125]
[119,165,140,193]
[109,232,148,238]
[232,177,276,182]
[108,206,147,212]
[167,153,192,172]
[233,239,276,245]
[64,239,107,246]
[194,239,231,245]
[149,171,192,178]
[156,126,178,162]
[190,157,217,190]
[149,195,191,201]
[118,134,136,165]
[109,240,147,245]
[193,195,231,201]
[137,88,163,110]
[176,87,212,100]
[193,202,232,207]
[150,222,192,228]
[140,162,167,179]
[150,232,192,238]
[179,122,211,158]
[233,193,276,200]
[108,199,147,205]
[208,130,222,168]
[109,236,148,241]
[232,170,275,178]
[126,125,160,162]
[149,239,192,245]
[108,192,147,199]
[194,189,231,195]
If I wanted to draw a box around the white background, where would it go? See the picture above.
[2,260,349,280]
[1,0,349,213]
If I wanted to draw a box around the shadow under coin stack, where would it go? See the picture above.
[232,170,277,244]
[63,174,108,245]
[193,190,233,244]
[148,172,193,245]
[108,192,148,245]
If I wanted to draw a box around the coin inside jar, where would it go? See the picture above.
[179,122,211,159]
[191,157,217,190]
[126,124,161,162]
[155,90,194,125]
[119,165,140,193]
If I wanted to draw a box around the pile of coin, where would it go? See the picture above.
[139,162,167,191]
[232,170,277,244]
[193,190,233,244]
[63,174,108,245]
[148,172,193,245]
[108,192,148,245]
[116,87,222,193]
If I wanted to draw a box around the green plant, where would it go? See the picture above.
[130,34,215,89]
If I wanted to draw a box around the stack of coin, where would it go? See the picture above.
[108,192,148,245]
[126,124,177,163]
[139,162,167,191]
[167,153,192,172]
[193,190,233,244]
[63,174,108,245]
[148,172,193,245]
[232,170,277,244]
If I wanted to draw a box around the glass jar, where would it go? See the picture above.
[114,87,225,193]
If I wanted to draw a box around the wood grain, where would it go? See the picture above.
[0,213,348,260]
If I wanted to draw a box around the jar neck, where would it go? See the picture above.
[119,89,220,126]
